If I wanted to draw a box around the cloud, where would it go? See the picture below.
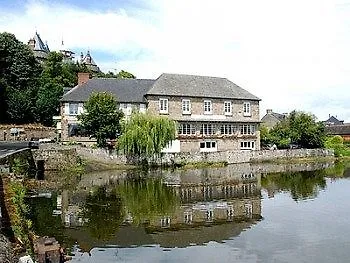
[1,0,350,121]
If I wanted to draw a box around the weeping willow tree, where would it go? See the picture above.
[119,113,176,159]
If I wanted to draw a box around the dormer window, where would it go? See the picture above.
[243,102,251,116]
[159,98,168,114]
[182,99,191,114]
[204,100,212,114]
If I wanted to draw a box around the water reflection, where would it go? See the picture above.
[26,161,350,262]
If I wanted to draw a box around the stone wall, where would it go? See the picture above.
[0,125,55,142]
[32,148,81,171]
[73,146,334,166]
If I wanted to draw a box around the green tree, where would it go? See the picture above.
[78,92,124,147]
[0,32,41,123]
[119,113,176,159]
[116,70,135,79]
[265,110,325,149]
[35,81,63,125]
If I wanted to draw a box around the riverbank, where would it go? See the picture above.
[0,233,17,263]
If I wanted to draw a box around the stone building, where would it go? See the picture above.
[80,51,100,73]
[260,109,287,129]
[27,32,50,63]
[60,73,261,152]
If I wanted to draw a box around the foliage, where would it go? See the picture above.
[119,113,176,158]
[261,110,325,149]
[82,187,123,241]
[324,135,350,157]
[261,170,326,201]
[116,175,179,225]
[78,92,124,147]
[96,69,136,79]
[0,32,41,123]
[7,181,34,255]
[11,157,31,176]
[35,80,63,125]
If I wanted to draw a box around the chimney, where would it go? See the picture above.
[77,72,90,86]
[266,109,273,114]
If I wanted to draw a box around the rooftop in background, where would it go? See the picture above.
[323,115,344,126]
[261,109,287,129]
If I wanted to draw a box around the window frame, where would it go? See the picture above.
[69,103,79,115]
[224,101,232,115]
[199,140,217,152]
[178,123,195,135]
[182,99,191,115]
[159,98,168,114]
[200,123,215,135]
[243,102,251,116]
[204,100,212,114]
[240,141,255,150]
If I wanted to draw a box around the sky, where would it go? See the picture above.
[0,0,350,121]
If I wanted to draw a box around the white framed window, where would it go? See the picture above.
[160,216,171,228]
[184,211,193,224]
[224,101,232,115]
[243,102,251,116]
[139,103,146,113]
[69,103,79,115]
[245,203,253,218]
[240,124,256,135]
[220,124,236,135]
[200,141,217,152]
[178,123,195,135]
[159,98,168,114]
[182,99,191,114]
[240,141,255,150]
[200,124,215,135]
[206,209,214,222]
[204,100,212,114]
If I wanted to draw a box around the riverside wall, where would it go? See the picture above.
[75,147,334,166]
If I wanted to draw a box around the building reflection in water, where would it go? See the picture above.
[42,166,262,250]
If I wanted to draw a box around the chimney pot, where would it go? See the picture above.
[266,109,273,114]
[77,72,90,86]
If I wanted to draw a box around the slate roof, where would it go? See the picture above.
[261,112,286,122]
[325,124,350,135]
[32,32,49,52]
[323,116,344,125]
[61,78,155,103]
[146,73,260,100]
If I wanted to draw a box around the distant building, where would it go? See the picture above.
[323,115,344,126]
[260,109,286,129]
[27,31,50,63]
[27,31,100,70]
[80,51,100,73]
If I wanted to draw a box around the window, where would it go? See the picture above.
[69,103,79,115]
[199,141,217,152]
[245,203,253,218]
[159,98,168,114]
[240,124,255,135]
[206,210,214,222]
[200,124,215,135]
[160,217,171,228]
[240,141,255,150]
[204,100,212,114]
[243,102,251,116]
[221,124,236,135]
[227,205,234,220]
[184,211,193,224]
[178,123,195,135]
[224,101,232,115]
[182,99,191,114]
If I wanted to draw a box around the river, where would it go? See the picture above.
[26,161,350,263]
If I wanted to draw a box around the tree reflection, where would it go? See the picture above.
[262,171,326,201]
[116,177,179,225]
[82,187,124,241]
